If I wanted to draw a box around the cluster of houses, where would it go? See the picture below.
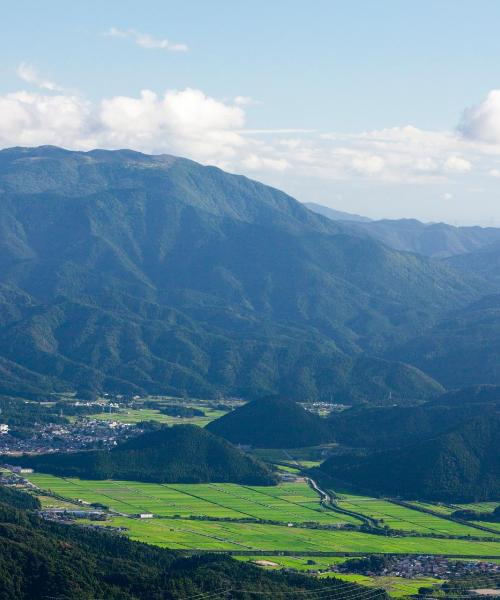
[0,419,134,455]
[335,555,500,579]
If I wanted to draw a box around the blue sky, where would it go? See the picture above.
[2,0,500,224]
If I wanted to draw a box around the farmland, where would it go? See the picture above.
[335,494,499,537]
[27,474,360,524]
[25,473,500,558]
[89,406,228,427]
[101,515,500,555]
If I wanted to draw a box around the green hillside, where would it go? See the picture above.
[0,146,483,401]
[329,386,500,449]
[392,295,500,388]
[207,395,333,448]
[322,414,500,501]
[8,424,278,485]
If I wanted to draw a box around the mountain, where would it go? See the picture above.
[207,395,333,448]
[322,414,500,501]
[303,202,372,222]
[391,294,500,388]
[328,386,500,449]
[447,240,500,284]
[0,488,364,600]
[306,206,500,258]
[0,146,486,401]
[8,424,278,485]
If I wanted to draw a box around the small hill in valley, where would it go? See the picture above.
[322,414,500,501]
[9,424,277,485]
[206,396,333,448]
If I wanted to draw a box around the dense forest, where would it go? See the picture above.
[321,414,500,501]
[5,424,278,485]
[1,145,488,402]
[207,396,333,448]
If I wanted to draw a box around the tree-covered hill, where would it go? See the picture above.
[391,294,500,388]
[0,146,484,401]
[7,424,278,485]
[322,414,500,501]
[0,488,378,600]
[328,386,500,449]
[207,395,333,448]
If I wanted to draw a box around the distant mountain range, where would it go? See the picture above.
[303,202,372,223]
[305,203,500,258]
[8,424,277,485]
[1,146,500,400]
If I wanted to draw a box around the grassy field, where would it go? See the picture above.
[335,495,499,537]
[319,573,442,598]
[26,473,500,557]
[27,474,361,524]
[105,516,500,555]
[89,406,227,427]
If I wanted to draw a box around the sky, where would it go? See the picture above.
[2,1,500,224]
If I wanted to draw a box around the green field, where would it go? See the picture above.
[319,573,442,598]
[89,406,227,426]
[105,516,500,554]
[336,494,499,537]
[26,473,500,558]
[27,474,360,524]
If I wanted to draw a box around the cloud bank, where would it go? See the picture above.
[3,73,500,192]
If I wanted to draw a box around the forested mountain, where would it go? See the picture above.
[447,240,500,284]
[391,294,500,388]
[207,395,333,448]
[328,386,500,449]
[305,203,500,258]
[7,424,277,484]
[303,202,372,222]
[0,488,371,599]
[0,145,481,401]
[322,414,500,501]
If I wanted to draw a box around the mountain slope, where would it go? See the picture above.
[328,386,500,449]
[207,395,333,448]
[447,240,500,284]
[322,414,500,501]
[303,202,372,222]
[391,294,500,388]
[7,424,277,484]
[306,204,500,258]
[0,146,485,400]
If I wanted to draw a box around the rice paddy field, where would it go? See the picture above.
[89,406,227,426]
[104,516,500,555]
[335,494,499,537]
[27,474,360,524]
[25,473,500,558]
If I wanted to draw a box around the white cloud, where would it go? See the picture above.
[105,27,188,52]
[489,168,500,177]
[443,156,471,173]
[460,89,500,144]
[17,63,64,92]
[233,96,261,106]
[443,192,453,200]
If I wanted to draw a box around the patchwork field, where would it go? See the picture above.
[89,406,227,427]
[105,516,500,555]
[27,474,360,524]
[25,473,500,558]
[335,494,499,537]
